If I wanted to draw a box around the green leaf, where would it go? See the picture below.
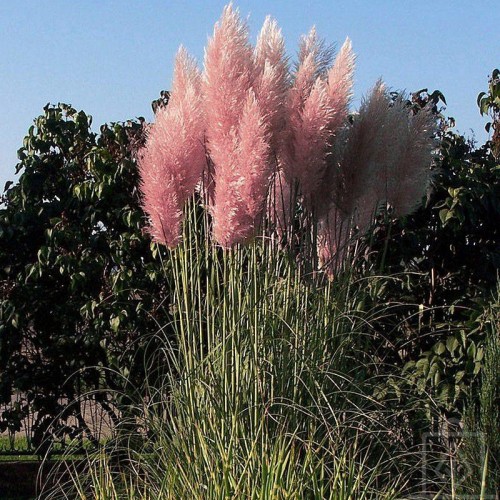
[477,91,486,108]
[428,360,440,382]
[439,208,449,225]
[110,316,120,332]
[475,347,484,362]
[479,97,490,116]
[473,361,482,375]
[433,342,446,355]
[416,357,430,376]
[466,342,476,359]
[446,336,459,354]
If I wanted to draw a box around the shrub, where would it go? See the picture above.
[0,104,171,450]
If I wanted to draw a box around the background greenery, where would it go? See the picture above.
[0,71,498,498]
[0,103,171,452]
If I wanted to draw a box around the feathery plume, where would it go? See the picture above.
[314,82,384,272]
[254,18,290,236]
[139,141,184,247]
[202,3,260,243]
[292,77,334,203]
[203,3,255,165]
[254,16,289,151]
[282,29,325,192]
[332,81,389,231]
[386,103,436,216]
[255,16,288,77]
[139,47,205,247]
[212,91,270,247]
[327,38,355,133]
[290,30,322,114]
[283,29,354,210]
[140,3,434,260]
[343,90,436,221]
[238,91,272,221]
[297,26,335,80]
[210,129,251,247]
[325,83,436,237]
[312,38,355,218]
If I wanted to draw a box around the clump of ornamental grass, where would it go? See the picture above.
[456,286,500,498]
[139,3,437,278]
[44,200,448,500]
[47,3,441,498]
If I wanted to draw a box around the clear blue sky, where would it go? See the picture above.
[0,1,498,191]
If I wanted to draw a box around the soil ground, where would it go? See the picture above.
[0,459,84,499]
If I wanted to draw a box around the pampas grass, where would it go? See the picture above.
[139,47,206,247]
[139,3,437,276]
[44,200,451,499]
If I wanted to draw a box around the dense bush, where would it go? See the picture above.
[0,103,171,449]
[362,77,499,415]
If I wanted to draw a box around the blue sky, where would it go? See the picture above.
[0,1,498,191]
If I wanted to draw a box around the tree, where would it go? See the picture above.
[0,103,171,450]
[364,78,500,415]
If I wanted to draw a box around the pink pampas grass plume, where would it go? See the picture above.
[297,26,335,80]
[204,5,280,247]
[283,30,354,210]
[332,81,389,230]
[139,47,206,247]
[385,102,437,216]
[292,77,334,203]
[296,38,355,207]
[281,29,324,194]
[254,16,289,151]
[308,38,355,217]
[202,4,255,238]
[326,37,355,135]
[203,3,255,167]
[238,91,272,221]
[210,129,250,248]
[139,142,184,247]
[288,28,324,121]
[254,16,287,71]
[253,17,293,235]
[212,90,271,247]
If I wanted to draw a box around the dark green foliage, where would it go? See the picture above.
[0,103,170,450]
[363,76,499,415]
[477,68,500,157]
